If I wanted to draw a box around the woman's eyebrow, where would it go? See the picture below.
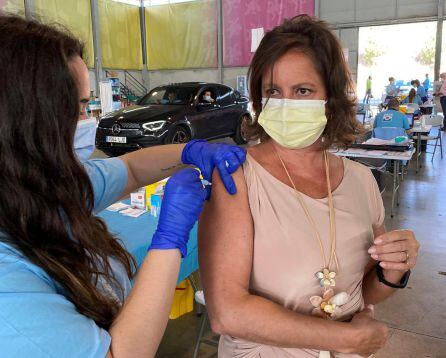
[263,82,317,89]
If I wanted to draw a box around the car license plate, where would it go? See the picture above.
[106,136,127,143]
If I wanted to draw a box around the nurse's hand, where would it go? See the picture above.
[181,140,246,197]
[368,230,420,271]
[148,168,207,257]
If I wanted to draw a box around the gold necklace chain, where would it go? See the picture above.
[274,147,339,273]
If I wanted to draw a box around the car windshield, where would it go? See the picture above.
[140,87,197,105]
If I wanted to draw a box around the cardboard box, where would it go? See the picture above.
[131,191,146,210]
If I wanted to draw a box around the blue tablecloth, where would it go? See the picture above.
[98,204,198,284]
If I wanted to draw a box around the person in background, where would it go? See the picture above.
[161,91,181,104]
[423,73,430,91]
[374,98,411,135]
[402,88,423,106]
[411,79,427,103]
[202,90,216,104]
[435,72,446,130]
[363,75,372,103]
[385,77,399,100]
[0,15,246,357]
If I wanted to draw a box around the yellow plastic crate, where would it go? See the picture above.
[169,279,194,319]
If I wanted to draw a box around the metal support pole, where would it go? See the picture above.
[434,0,444,81]
[24,0,35,19]
[391,160,397,218]
[314,0,320,18]
[90,0,103,97]
[140,0,149,89]
[217,0,223,84]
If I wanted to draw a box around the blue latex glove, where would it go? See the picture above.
[148,168,207,257]
[181,140,246,196]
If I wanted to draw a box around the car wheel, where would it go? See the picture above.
[167,126,191,144]
[233,115,249,145]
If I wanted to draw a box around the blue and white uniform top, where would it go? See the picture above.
[373,108,410,130]
[402,94,423,106]
[0,158,129,358]
[416,85,427,98]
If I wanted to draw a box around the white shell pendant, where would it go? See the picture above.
[319,350,331,358]
[315,268,336,288]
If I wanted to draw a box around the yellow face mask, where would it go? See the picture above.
[258,98,327,149]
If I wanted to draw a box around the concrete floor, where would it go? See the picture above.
[94,135,446,357]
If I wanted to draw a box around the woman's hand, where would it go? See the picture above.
[181,140,246,196]
[346,305,389,356]
[148,168,207,257]
[368,230,420,271]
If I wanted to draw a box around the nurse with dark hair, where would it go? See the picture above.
[0,14,245,357]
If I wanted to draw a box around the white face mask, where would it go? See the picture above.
[204,95,212,102]
[258,98,327,149]
[74,118,97,162]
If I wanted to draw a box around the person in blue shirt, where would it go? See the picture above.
[401,88,422,106]
[411,79,427,103]
[0,15,246,357]
[373,98,411,135]
[423,73,430,91]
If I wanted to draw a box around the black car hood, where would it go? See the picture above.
[102,105,184,123]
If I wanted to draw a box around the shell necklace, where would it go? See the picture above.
[274,147,349,358]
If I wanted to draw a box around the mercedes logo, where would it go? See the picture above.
[112,123,121,135]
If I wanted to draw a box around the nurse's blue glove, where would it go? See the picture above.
[148,168,207,257]
[181,140,246,196]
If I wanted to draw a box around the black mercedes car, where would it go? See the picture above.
[96,82,251,156]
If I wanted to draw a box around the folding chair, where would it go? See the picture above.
[412,115,443,161]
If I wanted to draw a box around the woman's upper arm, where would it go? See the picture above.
[198,167,254,320]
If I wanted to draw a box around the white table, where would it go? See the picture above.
[331,147,415,218]
[409,125,432,173]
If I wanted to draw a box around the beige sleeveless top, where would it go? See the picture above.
[218,154,385,358]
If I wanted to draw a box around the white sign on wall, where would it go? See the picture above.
[251,27,265,53]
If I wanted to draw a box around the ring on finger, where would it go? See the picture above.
[404,251,410,264]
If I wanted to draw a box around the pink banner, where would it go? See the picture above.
[223,0,315,67]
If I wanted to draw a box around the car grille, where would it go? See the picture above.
[97,127,142,137]
[98,118,141,129]
[120,122,141,129]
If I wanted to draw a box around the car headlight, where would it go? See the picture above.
[142,120,166,132]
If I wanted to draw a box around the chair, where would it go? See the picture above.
[193,290,219,358]
[357,103,371,124]
[373,127,407,140]
[412,115,443,161]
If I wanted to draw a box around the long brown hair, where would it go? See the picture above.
[408,88,416,103]
[247,15,362,148]
[0,14,135,329]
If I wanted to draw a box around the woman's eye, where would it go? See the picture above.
[265,88,279,96]
[297,88,312,95]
